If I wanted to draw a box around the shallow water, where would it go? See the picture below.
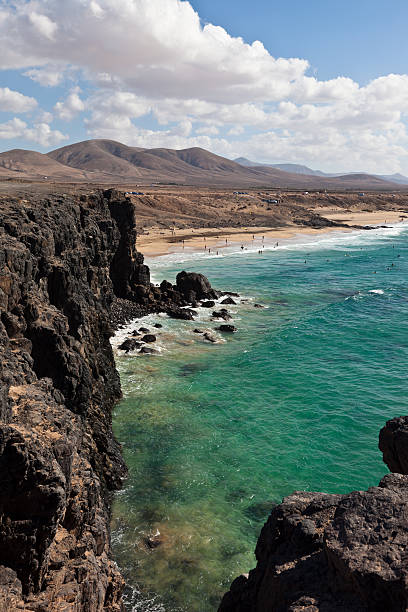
[112,224,408,611]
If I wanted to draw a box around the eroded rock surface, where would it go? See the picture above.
[0,189,136,610]
[0,188,221,610]
[218,419,408,612]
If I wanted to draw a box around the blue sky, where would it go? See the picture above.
[1,0,408,174]
[192,0,408,84]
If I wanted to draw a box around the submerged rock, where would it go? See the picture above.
[218,325,237,333]
[203,332,217,343]
[154,323,163,328]
[139,346,158,354]
[139,327,150,333]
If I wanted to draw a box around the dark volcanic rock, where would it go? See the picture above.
[141,334,157,343]
[201,300,216,308]
[203,332,217,343]
[0,189,141,611]
[139,327,150,333]
[154,323,163,328]
[139,346,157,354]
[219,422,408,612]
[167,306,196,320]
[176,271,218,301]
[213,309,232,321]
[118,338,142,352]
[379,415,408,474]
[217,325,237,332]
[221,297,237,305]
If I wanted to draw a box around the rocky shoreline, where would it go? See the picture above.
[1,187,408,611]
[0,189,216,610]
[218,417,408,612]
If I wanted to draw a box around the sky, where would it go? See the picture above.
[0,0,408,174]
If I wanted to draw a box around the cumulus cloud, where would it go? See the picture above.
[0,117,67,147]
[0,0,307,103]
[54,88,85,121]
[0,87,37,112]
[1,0,408,171]
[24,66,65,87]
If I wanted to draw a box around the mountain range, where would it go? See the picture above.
[0,139,406,190]
[234,157,408,185]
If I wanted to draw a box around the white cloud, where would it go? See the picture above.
[0,87,37,113]
[0,0,408,171]
[196,125,220,136]
[24,66,65,87]
[54,88,85,121]
[0,117,67,147]
[28,12,58,41]
[0,0,307,103]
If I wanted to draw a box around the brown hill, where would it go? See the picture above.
[0,149,89,181]
[0,139,401,189]
[46,140,400,189]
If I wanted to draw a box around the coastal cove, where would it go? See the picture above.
[111,221,408,612]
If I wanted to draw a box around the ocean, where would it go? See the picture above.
[111,223,408,612]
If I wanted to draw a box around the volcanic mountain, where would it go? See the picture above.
[0,139,402,189]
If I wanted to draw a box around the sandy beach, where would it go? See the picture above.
[137,209,407,257]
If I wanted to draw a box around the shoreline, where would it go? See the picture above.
[137,210,406,258]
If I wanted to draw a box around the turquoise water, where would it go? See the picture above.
[111,225,408,612]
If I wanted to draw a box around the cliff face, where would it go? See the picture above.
[219,416,408,612]
[0,189,149,610]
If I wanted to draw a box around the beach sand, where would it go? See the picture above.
[137,210,406,257]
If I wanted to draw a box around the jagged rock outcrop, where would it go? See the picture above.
[219,417,408,612]
[0,188,220,610]
[0,189,151,610]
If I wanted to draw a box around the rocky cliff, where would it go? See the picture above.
[0,189,151,610]
[0,187,223,610]
[219,416,408,612]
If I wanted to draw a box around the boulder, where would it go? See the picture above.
[141,334,156,343]
[139,327,150,333]
[213,310,232,321]
[176,271,217,300]
[221,297,237,305]
[166,307,195,321]
[118,338,142,352]
[154,323,163,329]
[201,301,215,308]
[218,325,237,333]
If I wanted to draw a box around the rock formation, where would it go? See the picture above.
[0,188,221,610]
[219,416,408,612]
[0,189,134,610]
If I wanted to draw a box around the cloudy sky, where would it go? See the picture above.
[1,0,408,173]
